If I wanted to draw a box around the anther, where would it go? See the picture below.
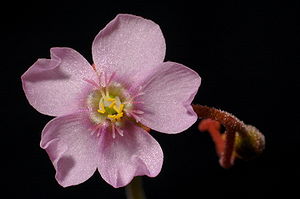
[113,105,120,113]
[98,102,106,113]
[108,100,116,108]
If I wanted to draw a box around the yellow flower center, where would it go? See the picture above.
[97,90,125,123]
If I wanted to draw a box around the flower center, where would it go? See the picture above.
[87,82,132,125]
[86,79,145,138]
[97,90,125,122]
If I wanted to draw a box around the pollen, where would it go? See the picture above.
[97,101,106,114]
[96,89,125,123]
[106,97,115,102]
[108,100,116,108]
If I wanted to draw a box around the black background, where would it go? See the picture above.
[3,1,298,199]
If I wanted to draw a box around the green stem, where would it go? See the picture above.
[125,177,147,199]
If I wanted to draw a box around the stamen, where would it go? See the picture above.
[97,109,105,114]
[97,101,106,113]
[123,101,144,105]
[92,83,128,126]
[83,78,100,88]
[113,105,120,113]
[119,104,125,112]
[131,92,145,100]
[132,110,144,115]
[89,123,106,137]
[129,112,142,123]
[90,130,95,136]
[115,126,124,136]
[136,92,145,97]
[104,72,108,87]
[100,90,106,98]
[106,97,115,101]
[98,123,108,137]
[96,128,102,137]
[108,114,117,119]
[99,72,105,87]
[107,72,116,85]
[112,125,116,139]
[109,100,116,108]
[116,112,123,119]
[105,86,109,96]
[89,124,99,135]
[129,85,143,96]
[132,101,144,104]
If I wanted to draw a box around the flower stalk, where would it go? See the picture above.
[193,104,265,168]
[125,177,147,199]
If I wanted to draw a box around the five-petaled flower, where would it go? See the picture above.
[21,14,201,188]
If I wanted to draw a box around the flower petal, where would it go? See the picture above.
[21,47,97,116]
[92,14,166,86]
[40,112,98,187]
[139,62,201,134]
[97,121,163,188]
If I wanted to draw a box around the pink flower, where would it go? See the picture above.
[21,14,201,188]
